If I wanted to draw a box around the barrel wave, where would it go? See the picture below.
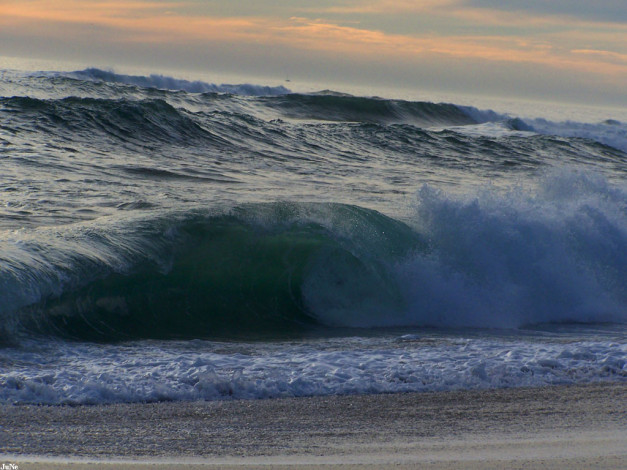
[3,171,627,344]
[3,203,421,342]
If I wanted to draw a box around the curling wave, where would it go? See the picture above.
[2,171,627,343]
[3,203,421,341]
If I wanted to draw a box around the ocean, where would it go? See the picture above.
[0,67,625,405]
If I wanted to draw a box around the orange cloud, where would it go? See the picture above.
[1,1,176,22]
[572,49,627,64]
[2,0,627,81]
[307,0,460,15]
[0,0,271,43]
[276,18,627,78]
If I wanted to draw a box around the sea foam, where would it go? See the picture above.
[1,328,624,404]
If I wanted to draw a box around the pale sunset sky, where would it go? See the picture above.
[1,0,626,105]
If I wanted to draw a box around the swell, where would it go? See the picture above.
[6,68,627,154]
[0,95,230,150]
[262,93,477,126]
[1,93,476,144]
[4,93,625,196]
[65,69,475,126]
[8,71,627,158]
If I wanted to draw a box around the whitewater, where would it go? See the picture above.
[0,67,625,404]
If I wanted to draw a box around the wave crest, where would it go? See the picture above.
[67,68,291,96]
[1,95,222,146]
[266,93,477,126]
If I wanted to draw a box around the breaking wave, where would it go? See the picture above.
[2,171,626,343]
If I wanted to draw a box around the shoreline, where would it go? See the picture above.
[1,382,626,469]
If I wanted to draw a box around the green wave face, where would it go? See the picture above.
[20,203,423,341]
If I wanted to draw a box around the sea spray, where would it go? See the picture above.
[398,169,627,328]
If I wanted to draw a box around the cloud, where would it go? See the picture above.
[1,0,625,74]
[1,0,626,104]
[465,0,627,23]
[0,1,272,44]
[1,0,176,22]
[572,49,627,64]
[306,0,459,15]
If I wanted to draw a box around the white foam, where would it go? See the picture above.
[394,169,627,329]
[524,118,627,153]
[455,105,627,154]
[1,329,624,404]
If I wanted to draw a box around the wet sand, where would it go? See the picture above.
[1,382,626,469]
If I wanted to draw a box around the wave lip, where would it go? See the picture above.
[66,68,291,96]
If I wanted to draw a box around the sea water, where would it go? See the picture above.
[0,66,625,404]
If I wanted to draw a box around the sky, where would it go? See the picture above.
[1,0,626,106]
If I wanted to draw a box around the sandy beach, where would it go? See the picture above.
[1,382,625,469]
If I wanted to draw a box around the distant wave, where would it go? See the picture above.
[66,68,291,96]
[17,68,626,153]
[0,95,229,147]
[522,118,627,153]
[5,68,625,153]
[2,172,627,343]
[457,105,627,153]
[59,69,477,126]
[0,93,473,149]
[263,94,477,126]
